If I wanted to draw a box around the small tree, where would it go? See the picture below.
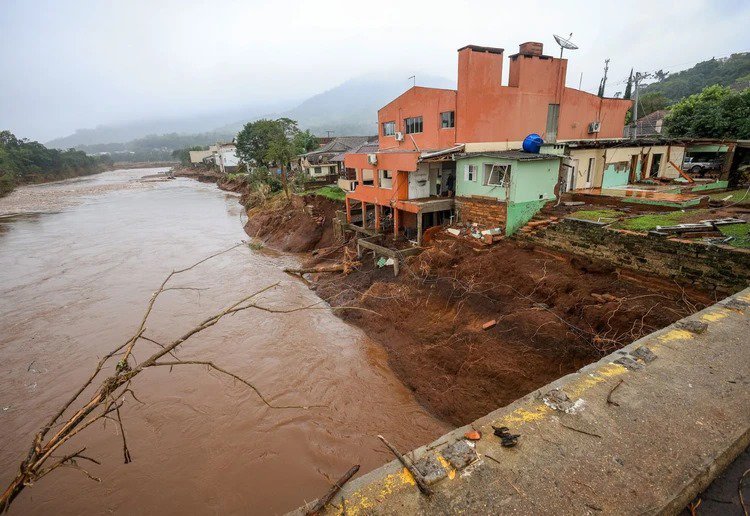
[624,69,633,100]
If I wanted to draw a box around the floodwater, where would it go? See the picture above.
[0,169,449,514]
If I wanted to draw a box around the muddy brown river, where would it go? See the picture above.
[0,169,448,514]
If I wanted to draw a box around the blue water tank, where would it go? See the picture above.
[522,133,544,154]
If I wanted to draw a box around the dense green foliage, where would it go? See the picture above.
[664,85,750,139]
[171,146,208,165]
[235,118,318,197]
[641,53,750,102]
[0,130,111,196]
[235,118,317,167]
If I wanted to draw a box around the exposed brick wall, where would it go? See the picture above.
[456,196,507,227]
[517,218,750,295]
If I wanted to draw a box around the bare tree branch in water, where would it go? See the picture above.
[0,243,323,512]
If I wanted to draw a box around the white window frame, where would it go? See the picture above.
[404,116,423,134]
[382,121,395,136]
[464,164,478,182]
[483,163,509,186]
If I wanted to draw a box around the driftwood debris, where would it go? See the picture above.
[0,243,320,513]
[306,464,360,516]
[377,435,432,496]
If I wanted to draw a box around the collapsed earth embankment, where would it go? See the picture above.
[242,193,713,426]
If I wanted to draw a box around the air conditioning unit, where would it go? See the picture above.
[367,153,378,165]
[588,121,601,134]
[394,131,404,141]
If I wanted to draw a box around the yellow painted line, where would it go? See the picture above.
[658,329,694,343]
[343,468,415,515]
[437,455,456,480]
[702,310,729,322]
[738,293,750,302]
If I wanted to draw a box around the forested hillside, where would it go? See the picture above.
[0,131,111,197]
[642,53,750,102]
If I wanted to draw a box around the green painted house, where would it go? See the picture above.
[454,151,561,235]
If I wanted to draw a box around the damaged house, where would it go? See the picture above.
[343,40,632,242]
[454,151,561,235]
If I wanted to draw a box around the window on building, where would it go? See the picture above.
[586,157,595,183]
[361,168,374,186]
[464,164,478,182]
[650,153,663,177]
[382,121,395,136]
[404,116,423,134]
[313,166,322,175]
[441,111,455,129]
[379,169,393,188]
[483,163,509,186]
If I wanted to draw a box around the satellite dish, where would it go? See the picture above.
[553,33,578,58]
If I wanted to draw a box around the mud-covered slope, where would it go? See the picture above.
[311,235,712,426]
[244,194,341,253]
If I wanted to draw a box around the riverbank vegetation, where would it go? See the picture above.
[236,118,317,198]
[0,131,112,197]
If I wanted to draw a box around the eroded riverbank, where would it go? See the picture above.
[0,170,448,514]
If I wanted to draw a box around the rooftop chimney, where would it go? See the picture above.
[518,41,543,56]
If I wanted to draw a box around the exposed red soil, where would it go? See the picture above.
[310,234,712,426]
[244,194,341,252]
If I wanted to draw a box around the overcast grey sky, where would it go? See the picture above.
[1,0,748,142]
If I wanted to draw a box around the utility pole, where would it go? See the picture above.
[598,58,610,97]
[408,75,416,88]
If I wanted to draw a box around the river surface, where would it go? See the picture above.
[0,169,448,514]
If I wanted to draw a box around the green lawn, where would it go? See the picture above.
[312,185,346,202]
[718,223,750,248]
[568,209,626,223]
[612,210,710,231]
[707,188,750,205]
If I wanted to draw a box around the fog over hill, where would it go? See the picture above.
[46,73,455,150]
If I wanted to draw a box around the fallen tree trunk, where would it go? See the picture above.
[305,464,360,515]
[284,262,360,275]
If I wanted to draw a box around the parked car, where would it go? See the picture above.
[682,156,722,176]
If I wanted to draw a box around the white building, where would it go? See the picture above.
[209,143,240,174]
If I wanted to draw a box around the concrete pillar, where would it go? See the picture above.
[361,201,367,229]
[345,197,351,223]
[375,204,381,232]
[393,208,400,238]
[417,211,423,246]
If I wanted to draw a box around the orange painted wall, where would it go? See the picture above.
[377,87,457,152]
[344,42,633,210]
[343,152,417,206]
[456,46,631,143]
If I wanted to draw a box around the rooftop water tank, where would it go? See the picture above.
[522,133,544,154]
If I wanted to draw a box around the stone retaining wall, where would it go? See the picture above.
[518,218,750,294]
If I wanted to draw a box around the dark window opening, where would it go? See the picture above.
[404,116,423,134]
[441,111,455,128]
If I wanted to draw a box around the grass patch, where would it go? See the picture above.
[707,188,750,205]
[719,223,750,248]
[613,211,703,232]
[313,185,346,202]
[568,209,626,223]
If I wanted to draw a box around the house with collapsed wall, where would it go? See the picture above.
[454,151,561,236]
[343,40,632,242]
